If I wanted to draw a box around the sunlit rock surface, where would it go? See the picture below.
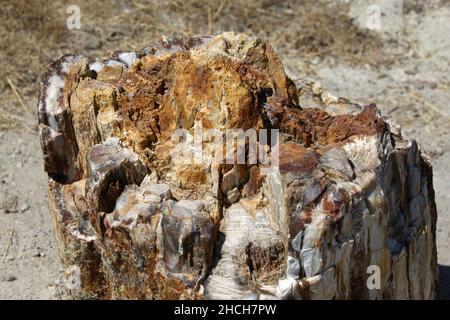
[38,32,437,299]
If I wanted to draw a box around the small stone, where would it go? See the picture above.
[311,56,321,65]
[5,275,17,282]
[429,82,438,89]
[404,69,416,75]
[1,194,18,214]
[20,203,31,213]
[33,250,45,258]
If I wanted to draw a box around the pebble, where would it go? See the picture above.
[20,203,31,213]
[404,69,416,75]
[311,57,321,65]
[2,195,18,213]
[33,251,46,258]
[4,275,17,282]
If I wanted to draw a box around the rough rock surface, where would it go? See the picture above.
[38,32,437,299]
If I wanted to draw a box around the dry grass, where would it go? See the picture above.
[0,0,395,131]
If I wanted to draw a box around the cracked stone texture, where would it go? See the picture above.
[38,32,437,299]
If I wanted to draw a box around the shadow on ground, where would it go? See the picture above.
[439,265,450,299]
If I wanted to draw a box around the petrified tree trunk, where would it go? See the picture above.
[38,32,438,300]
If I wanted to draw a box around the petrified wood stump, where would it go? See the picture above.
[38,32,438,299]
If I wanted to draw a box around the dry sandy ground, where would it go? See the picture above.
[0,0,449,299]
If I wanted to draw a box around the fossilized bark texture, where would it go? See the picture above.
[38,32,437,299]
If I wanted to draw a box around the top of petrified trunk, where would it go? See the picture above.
[38,32,385,189]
